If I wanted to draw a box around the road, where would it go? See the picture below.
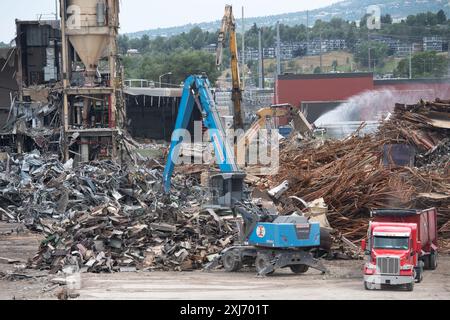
[72,260,450,300]
[1,223,449,300]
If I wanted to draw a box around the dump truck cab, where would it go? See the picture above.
[362,208,438,291]
[363,222,421,291]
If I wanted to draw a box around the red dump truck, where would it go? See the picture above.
[362,208,438,291]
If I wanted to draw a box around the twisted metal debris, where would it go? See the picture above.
[0,152,238,272]
[260,99,450,250]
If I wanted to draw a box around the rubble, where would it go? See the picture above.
[259,99,450,248]
[1,98,448,271]
[0,150,238,273]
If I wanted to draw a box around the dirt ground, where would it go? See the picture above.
[1,222,449,300]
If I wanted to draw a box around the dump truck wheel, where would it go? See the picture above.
[406,282,414,292]
[415,267,423,283]
[290,264,309,274]
[429,252,438,270]
[423,256,430,270]
[222,251,242,272]
[255,253,274,275]
[364,282,373,290]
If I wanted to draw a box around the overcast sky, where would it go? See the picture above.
[0,0,341,42]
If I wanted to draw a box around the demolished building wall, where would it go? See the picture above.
[0,48,19,130]
[124,88,201,142]
[0,21,62,154]
[15,20,62,87]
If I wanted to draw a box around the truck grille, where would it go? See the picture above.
[377,256,400,275]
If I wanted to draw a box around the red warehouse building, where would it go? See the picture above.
[275,73,450,122]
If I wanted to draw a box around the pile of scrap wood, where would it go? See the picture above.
[379,99,450,170]
[259,99,450,246]
[0,151,238,272]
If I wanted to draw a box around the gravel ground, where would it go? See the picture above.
[1,222,449,300]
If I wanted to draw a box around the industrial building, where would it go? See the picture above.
[59,0,124,162]
[276,72,450,122]
[0,0,125,162]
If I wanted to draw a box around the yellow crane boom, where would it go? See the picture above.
[216,5,244,130]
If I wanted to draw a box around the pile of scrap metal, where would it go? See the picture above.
[0,150,238,272]
[257,99,450,252]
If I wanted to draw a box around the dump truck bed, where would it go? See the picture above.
[372,208,438,253]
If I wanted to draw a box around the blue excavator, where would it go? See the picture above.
[163,74,327,276]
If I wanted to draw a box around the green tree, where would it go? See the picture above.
[123,50,220,85]
[118,35,130,54]
[346,25,358,51]
[266,63,276,73]
[332,60,338,71]
[395,51,448,78]
[360,13,371,30]
[381,14,393,24]
[436,10,447,24]
[354,41,389,68]
[140,35,151,52]
[187,27,206,50]
[287,60,296,71]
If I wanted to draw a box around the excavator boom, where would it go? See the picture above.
[163,75,241,193]
[216,5,244,130]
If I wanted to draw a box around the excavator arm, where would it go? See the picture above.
[163,75,240,193]
[216,5,244,130]
[240,106,290,149]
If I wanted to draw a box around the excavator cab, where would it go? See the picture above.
[208,172,247,210]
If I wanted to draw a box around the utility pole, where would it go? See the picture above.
[306,11,310,55]
[409,45,412,79]
[319,33,323,72]
[241,6,245,89]
[368,30,371,73]
[55,0,58,20]
[276,21,281,76]
[306,10,309,71]
[258,28,264,89]
[448,39,450,78]
[275,21,281,104]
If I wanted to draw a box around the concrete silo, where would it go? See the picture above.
[60,0,123,162]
